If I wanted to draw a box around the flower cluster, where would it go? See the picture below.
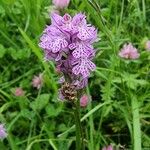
[0,124,7,139]
[32,73,43,89]
[14,87,25,97]
[119,43,140,59]
[39,13,97,101]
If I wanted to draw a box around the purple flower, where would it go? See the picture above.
[72,42,94,58]
[14,88,25,97]
[39,26,69,61]
[72,58,96,78]
[145,40,150,51]
[119,43,140,59]
[39,13,97,101]
[32,73,43,89]
[77,25,97,41]
[80,94,89,107]
[0,124,7,139]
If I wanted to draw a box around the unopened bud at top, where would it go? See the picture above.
[52,0,70,9]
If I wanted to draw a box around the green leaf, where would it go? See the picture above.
[8,47,18,60]
[21,109,34,120]
[8,47,31,60]
[16,48,31,59]
[45,104,62,117]
[122,73,148,90]
[58,124,67,132]
[18,27,42,61]
[2,0,16,5]
[0,44,6,58]
[0,5,5,16]
[101,85,116,101]
[45,104,57,117]
[30,94,50,111]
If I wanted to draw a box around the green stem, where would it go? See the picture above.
[87,87,94,150]
[131,94,141,150]
[74,99,83,150]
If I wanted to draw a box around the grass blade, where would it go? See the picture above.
[131,95,141,150]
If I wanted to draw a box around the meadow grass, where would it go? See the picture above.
[0,0,150,149]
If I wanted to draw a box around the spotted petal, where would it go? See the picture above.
[86,59,96,71]
[72,13,86,26]
[72,64,81,75]
[77,26,96,41]
[72,42,94,58]
[51,37,68,53]
[51,13,63,26]
[72,58,96,78]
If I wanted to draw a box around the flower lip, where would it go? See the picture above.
[72,58,96,78]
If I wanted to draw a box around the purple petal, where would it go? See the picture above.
[51,13,63,26]
[58,89,65,101]
[77,26,97,41]
[58,76,65,83]
[72,13,86,26]
[72,64,81,75]
[72,42,94,58]
[72,58,96,78]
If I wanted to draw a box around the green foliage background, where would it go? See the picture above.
[0,0,150,149]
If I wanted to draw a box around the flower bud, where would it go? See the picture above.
[14,88,25,97]
[80,94,89,107]
[52,0,70,9]
[32,73,43,89]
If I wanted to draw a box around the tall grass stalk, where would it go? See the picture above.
[87,87,94,150]
[131,95,141,150]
